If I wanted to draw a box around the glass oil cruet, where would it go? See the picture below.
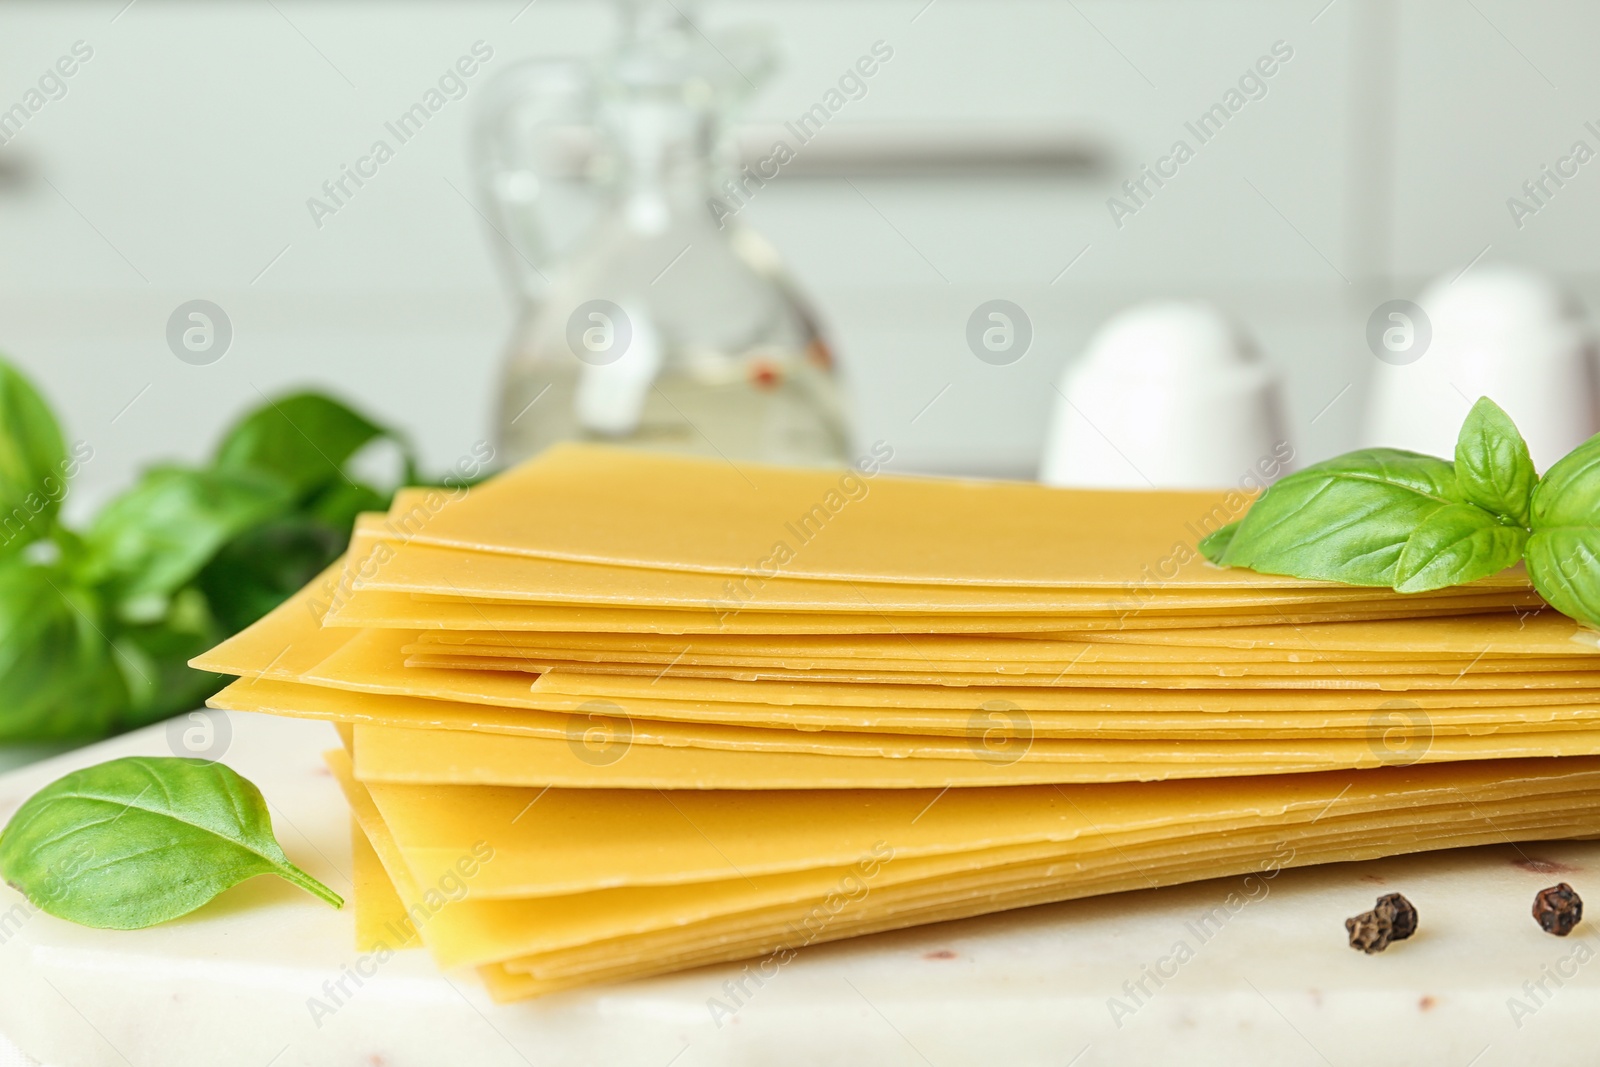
[475,0,850,468]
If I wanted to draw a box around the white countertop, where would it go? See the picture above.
[2,711,1598,1066]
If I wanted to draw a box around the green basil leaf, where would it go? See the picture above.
[1526,432,1600,629]
[0,558,127,742]
[1455,396,1538,527]
[1197,521,1239,563]
[0,357,70,554]
[198,516,346,633]
[1530,431,1600,529]
[1392,502,1527,593]
[1525,528,1600,630]
[0,756,341,929]
[1217,449,1461,585]
[215,392,414,499]
[112,588,227,730]
[303,479,390,533]
[82,466,294,621]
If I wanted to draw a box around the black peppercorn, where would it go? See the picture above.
[1533,883,1583,937]
[1346,910,1388,953]
[1375,892,1418,941]
[1346,892,1417,953]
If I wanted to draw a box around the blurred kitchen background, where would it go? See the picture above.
[2,0,1598,505]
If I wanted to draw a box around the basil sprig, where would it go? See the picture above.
[1455,394,1538,526]
[1525,433,1600,628]
[0,352,423,743]
[0,756,341,929]
[0,361,70,555]
[0,561,128,740]
[1204,397,1600,629]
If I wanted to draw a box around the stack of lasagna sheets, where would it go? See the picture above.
[194,444,1600,1000]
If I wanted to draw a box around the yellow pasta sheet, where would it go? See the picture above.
[331,749,1600,989]
[401,639,1596,678]
[191,558,351,678]
[320,627,1600,718]
[351,814,420,953]
[1082,609,1598,654]
[197,581,1600,739]
[408,610,1600,661]
[209,678,1600,780]
[484,807,1600,997]
[528,667,1600,711]
[443,809,1599,977]
[356,755,1600,898]
[344,513,1523,614]
[297,630,1600,739]
[200,587,1600,719]
[322,584,1540,635]
[471,801,1600,999]
[293,632,1600,739]
[407,652,1598,691]
[346,719,1600,788]
[384,443,1536,591]
[192,557,350,676]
